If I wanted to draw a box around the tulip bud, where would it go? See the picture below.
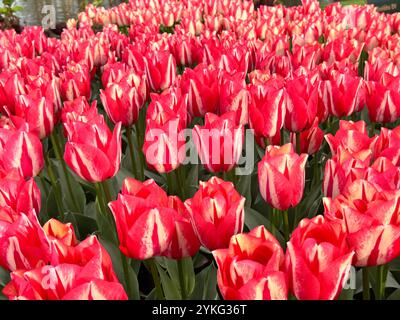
[258,143,308,211]
[193,112,244,173]
[184,176,245,251]
[286,216,354,300]
[213,226,287,300]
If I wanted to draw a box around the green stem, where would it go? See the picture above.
[126,126,138,179]
[362,267,370,300]
[101,179,112,204]
[148,258,163,300]
[295,131,301,155]
[283,209,290,243]
[45,153,64,219]
[370,122,376,137]
[177,259,187,300]
[166,171,176,195]
[376,265,388,300]
[176,166,186,200]
[135,122,145,181]
[50,130,80,212]
[270,208,277,237]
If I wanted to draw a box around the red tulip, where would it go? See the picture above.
[100,73,147,127]
[64,120,122,182]
[3,263,127,300]
[0,210,51,271]
[0,170,41,215]
[143,117,185,174]
[193,112,244,173]
[184,176,245,251]
[290,118,324,155]
[366,81,400,124]
[60,62,91,101]
[13,92,55,139]
[258,143,308,211]
[213,225,287,300]
[284,76,318,132]
[0,124,44,179]
[180,63,219,118]
[108,178,175,260]
[286,216,354,300]
[325,120,377,157]
[145,50,177,92]
[324,179,400,266]
[61,97,101,127]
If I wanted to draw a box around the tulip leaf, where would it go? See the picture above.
[64,212,98,240]
[244,207,284,243]
[99,237,140,300]
[236,174,252,207]
[51,159,86,214]
[338,289,355,300]
[0,266,10,300]
[190,263,218,300]
[388,289,400,300]
[156,264,181,300]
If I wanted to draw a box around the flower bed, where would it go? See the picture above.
[0,0,399,300]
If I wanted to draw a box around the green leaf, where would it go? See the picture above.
[63,212,98,240]
[99,237,140,300]
[178,257,195,298]
[236,174,252,206]
[388,288,400,300]
[191,263,218,300]
[51,159,86,213]
[11,5,23,12]
[244,207,284,243]
[338,289,354,300]
[156,264,181,300]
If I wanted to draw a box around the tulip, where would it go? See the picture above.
[100,73,148,127]
[284,76,318,133]
[324,179,400,266]
[13,93,55,139]
[258,143,308,211]
[213,225,287,300]
[143,117,185,174]
[0,210,51,271]
[366,81,400,124]
[60,62,91,101]
[193,112,244,173]
[0,170,41,215]
[180,63,219,118]
[3,263,127,300]
[64,120,122,182]
[286,216,354,300]
[249,83,286,146]
[0,125,44,179]
[145,50,177,92]
[108,178,176,260]
[290,118,324,155]
[184,176,245,251]
[61,97,101,126]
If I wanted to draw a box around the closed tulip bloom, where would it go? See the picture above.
[213,225,287,300]
[61,97,101,126]
[249,83,286,147]
[258,143,308,211]
[60,62,91,101]
[180,63,219,118]
[193,112,244,173]
[0,170,41,215]
[184,177,245,251]
[13,93,55,139]
[163,196,201,259]
[3,263,127,300]
[286,216,354,300]
[284,76,318,132]
[108,178,175,260]
[100,73,147,127]
[143,117,185,174]
[145,50,177,92]
[290,118,324,155]
[0,125,44,179]
[64,120,122,182]
[366,81,400,124]
[0,210,51,271]
[324,179,400,266]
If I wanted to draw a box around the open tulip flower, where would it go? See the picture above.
[0,0,400,302]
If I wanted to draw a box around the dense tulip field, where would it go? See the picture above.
[0,0,400,301]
